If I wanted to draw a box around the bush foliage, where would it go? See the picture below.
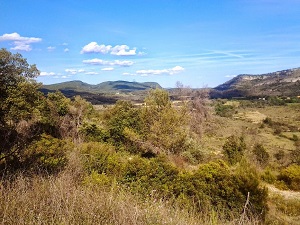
[0,49,272,223]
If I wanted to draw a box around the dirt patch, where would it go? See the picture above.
[267,185,300,200]
[234,111,267,123]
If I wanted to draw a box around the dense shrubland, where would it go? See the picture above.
[1,48,299,224]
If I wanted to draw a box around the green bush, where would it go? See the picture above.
[215,103,235,117]
[253,144,270,167]
[78,143,268,220]
[222,135,246,164]
[80,123,109,142]
[23,134,70,173]
[80,142,127,178]
[261,168,276,184]
[234,160,268,219]
[278,164,300,191]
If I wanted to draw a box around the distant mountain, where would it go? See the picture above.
[41,80,162,104]
[212,68,300,98]
[43,80,161,93]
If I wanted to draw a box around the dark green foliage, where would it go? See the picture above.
[266,96,286,106]
[0,48,40,125]
[278,164,300,191]
[80,142,126,178]
[80,143,268,219]
[234,160,268,219]
[123,156,179,197]
[140,89,189,154]
[253,144,270,167]
[215,103,235,117]
[0,49,43,167]
[23,134,69,173]
[222,135,246,164]
[104,100,142,150]
[80,123,109,142]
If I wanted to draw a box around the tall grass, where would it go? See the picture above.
[0,149,261,225]
[0,171,261,225]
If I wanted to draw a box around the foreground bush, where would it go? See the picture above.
[278,164,300,191]
[22,134,71,173]
[80,144,268,220]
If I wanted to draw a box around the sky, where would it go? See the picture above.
[1,0,300,88]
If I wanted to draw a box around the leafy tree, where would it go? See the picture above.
[0,49,41,165]
[253,144,269,167]
[223,135,246,164]
[104,100,142,149]
[140,89,189,154]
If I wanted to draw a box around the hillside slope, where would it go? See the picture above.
[43,80,161,93]
[212,68,300,98]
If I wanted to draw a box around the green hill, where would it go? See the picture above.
[43,80,161,94]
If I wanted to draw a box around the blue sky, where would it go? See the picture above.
[1,0,300,88]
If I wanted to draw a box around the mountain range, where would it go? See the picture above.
[41,68,300,101]
[43,80,161,93]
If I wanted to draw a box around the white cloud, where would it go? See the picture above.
[171,66,185,74]
[64,48,69,52]
[136,66,185,76]
[62,42,68,46]
[113,60,134,66]
[122,72,136,76]
[83,58,134,67]
[0,32,42,51]
[85,72,99,75]
[81,42,142,56]
[225,75,237,78]
[111,45,136,56]
[47,46,56,51]
[65,69,85,74]
[40,71,56,76]
[101,67,114,71]
[11,43,32,52]
[80,42,112,54]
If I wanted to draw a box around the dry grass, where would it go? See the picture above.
[0,172,261,225]
[1,172,197,225]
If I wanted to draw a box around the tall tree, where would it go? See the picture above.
[0,49,41,165]
[0,48,40,125]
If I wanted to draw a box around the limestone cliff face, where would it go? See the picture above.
[213,68,300,97]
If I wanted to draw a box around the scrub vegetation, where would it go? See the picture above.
[1,48,299,224]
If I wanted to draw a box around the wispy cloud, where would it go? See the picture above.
[83,58,134,67]
[64,48,69,52]
[47,46,56,52]
[136,66,184,76]
[225,75,237,78]
[65,69,85,74]
[85,72,99,75]
[40,71,56,76]
[101,67,114,71]
[81,42,144,56]
[0,32,42,51]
